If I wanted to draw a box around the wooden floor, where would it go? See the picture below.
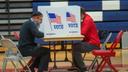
[0,49,128,72]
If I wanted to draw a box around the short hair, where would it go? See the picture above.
[32,12,42,17]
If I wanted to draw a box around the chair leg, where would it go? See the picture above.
[19,60,25,68]
[19,60,31,72]
[20,57,32,72]
[108,58,111,64]
[108,63,118,72]
[92,57,99,70]
[95,58,99,67]
[19,60,26,72]
[25,58,34,67]
[11,60,20,72]
[82,52,86,60]
[96,57,106,72]
[2,59,7,72]
[97,57,118,72]
[107,58,118,72]
[98,59,107,71]
[88,56,98,70]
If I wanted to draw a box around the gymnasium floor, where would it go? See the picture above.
[0,48,128,72]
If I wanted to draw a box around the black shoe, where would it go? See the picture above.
[29,66,35,72]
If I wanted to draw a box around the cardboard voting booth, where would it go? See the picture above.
[38,6,82,40]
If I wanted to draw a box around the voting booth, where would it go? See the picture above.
[38,6,82,40]
[36,6,83,69]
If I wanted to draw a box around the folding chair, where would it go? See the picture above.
[88,32,112,71]
[1,35,31,72]
[13,32,35,71]
[92,30,123,72]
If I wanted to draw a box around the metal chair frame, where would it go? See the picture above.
[1,35,31,72]
[83,32,113,71]
[92,31,123,72]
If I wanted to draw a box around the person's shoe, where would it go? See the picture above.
[29,66,35,72]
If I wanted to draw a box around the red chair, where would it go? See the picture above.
[92,30,123,72]
[88,32,112,71]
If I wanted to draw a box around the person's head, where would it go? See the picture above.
[81,7,86,19]
[32,12,43,25]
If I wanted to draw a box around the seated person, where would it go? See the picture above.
[72,8,100,72]
[18,12,50,72]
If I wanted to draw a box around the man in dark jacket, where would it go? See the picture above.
[18,12,50,72]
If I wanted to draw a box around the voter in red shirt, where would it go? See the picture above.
[72,8,100,72]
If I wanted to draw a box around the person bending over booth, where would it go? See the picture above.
[72,8,100,72]
[18,12,50,72]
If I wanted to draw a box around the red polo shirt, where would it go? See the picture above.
[81,14,100,47]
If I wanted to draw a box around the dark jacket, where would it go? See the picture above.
[18,19,44,53]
